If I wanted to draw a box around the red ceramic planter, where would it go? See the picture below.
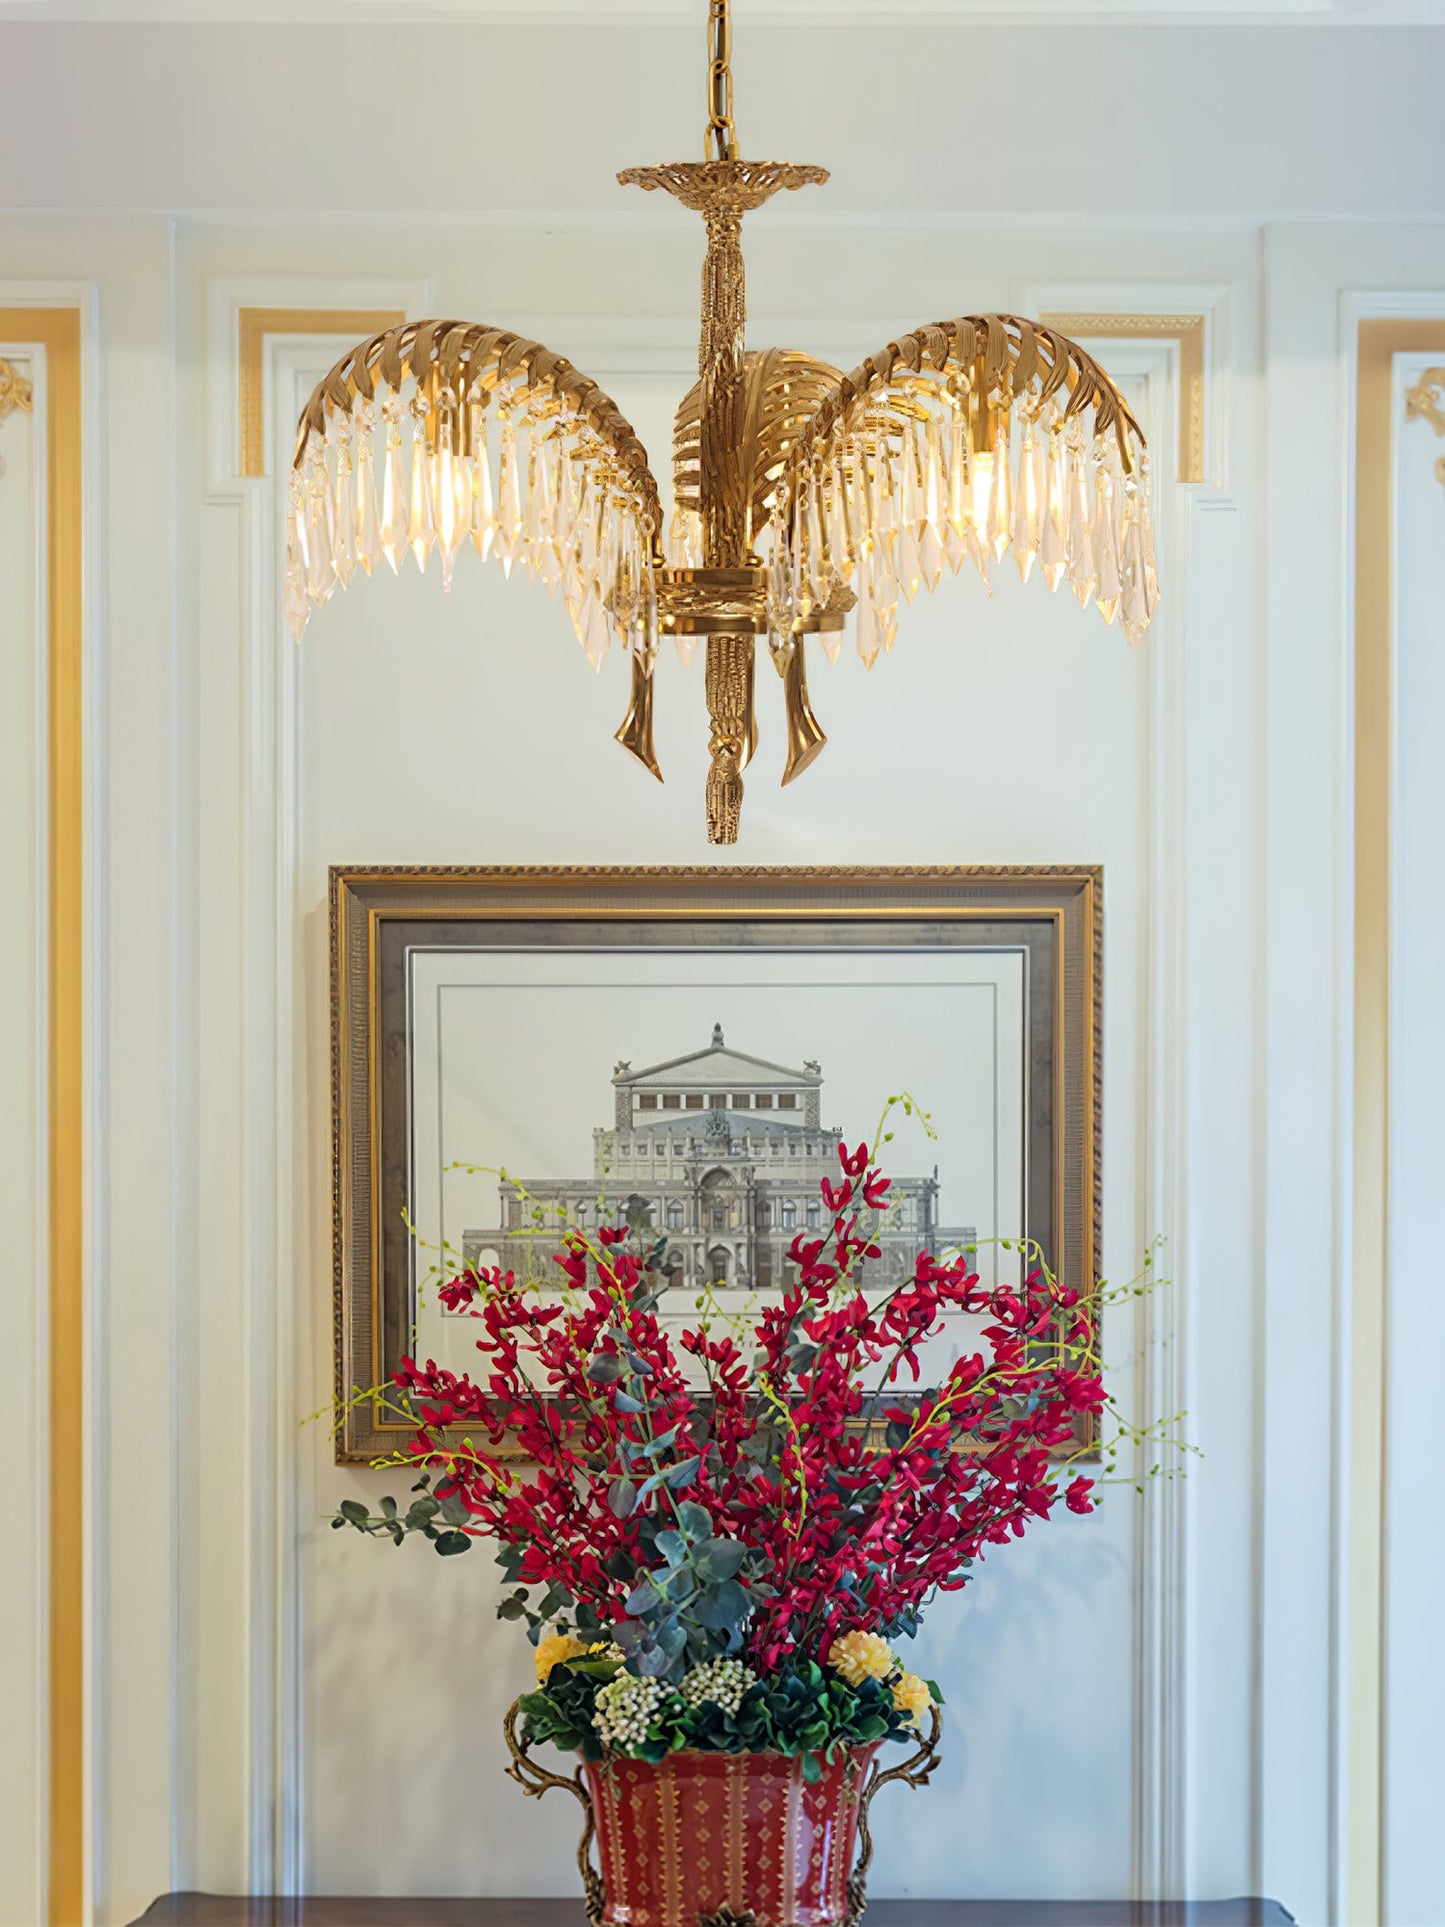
[504,1700,942,1927]
[584,1744,878,1927]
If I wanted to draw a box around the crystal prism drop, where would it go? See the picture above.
[970,448,993,543]
[407,435,434,573]
[641,563,660,664]
[855,589,879,668]
[472,431,495,561]
[380,416,405,574]
[436,446,463,590]
[830,454,855,584]
[807,470,830,607]
[356,437,380,576]
[305,470,333,603]
[920,419,945,591]
[1119,499,1148,645]
[333,443,356,588]
[496,414,520,577]
[876,449,898,555]
[1011,427,1041,583]
[896,522,923,604]
[1066,447,1096,610]
[987,420,1012,562]
[1041,432,1068,590]
[583,593,611,670]
[945,417,968,574]
[1092,461,1122,626]
[897,424,921,544]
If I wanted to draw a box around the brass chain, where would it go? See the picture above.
[706,0,738,162]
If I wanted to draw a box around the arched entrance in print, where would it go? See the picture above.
[707,1244,731,1286]
[701,1167,737,1233]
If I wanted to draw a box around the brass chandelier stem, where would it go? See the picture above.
[706,0,739,163]
[705,631,755,845]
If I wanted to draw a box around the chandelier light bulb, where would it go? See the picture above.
[285,0,1159,843]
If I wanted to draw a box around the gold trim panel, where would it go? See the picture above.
[1041,311,1205,484]
[0,305,85,1927]
[238,304,404,478]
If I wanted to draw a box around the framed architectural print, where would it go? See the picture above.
[330,866,1100,1463]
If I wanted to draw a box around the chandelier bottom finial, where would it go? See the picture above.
[704,632,756,844]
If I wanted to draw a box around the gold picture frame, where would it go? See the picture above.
[330,865,1101,1464]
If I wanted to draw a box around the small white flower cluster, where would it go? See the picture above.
[593,1671,670,1752]
[678,1658,756,1719]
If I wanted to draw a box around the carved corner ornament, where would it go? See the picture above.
[1404,367,1445,494]
[0,354,34,479]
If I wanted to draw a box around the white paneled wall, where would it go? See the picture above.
[0,185,1441,1927]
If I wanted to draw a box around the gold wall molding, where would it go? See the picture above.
[238,305,405,477]
[1041,311,1205,484]
[0,306,85,1927]
[1403,365,1445,492]
[1350,316,1445,1927]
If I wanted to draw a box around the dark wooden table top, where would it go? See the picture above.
[130,1897,1294,1927]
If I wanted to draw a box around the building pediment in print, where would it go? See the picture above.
[463,1026,973,1300]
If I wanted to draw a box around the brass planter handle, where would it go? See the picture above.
[846,1705,944,1927]
[503,1699,605,1927]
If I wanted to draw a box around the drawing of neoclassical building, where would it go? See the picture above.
[465,1026,974,1295]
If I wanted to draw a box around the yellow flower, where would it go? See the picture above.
[827,1630,895,1688]
[534,1632,588,1682]
[891,1671,933,1729]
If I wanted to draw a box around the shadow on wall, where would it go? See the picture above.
[305,1494,1126,1900]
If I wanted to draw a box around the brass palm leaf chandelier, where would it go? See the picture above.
[287,0,1159,844]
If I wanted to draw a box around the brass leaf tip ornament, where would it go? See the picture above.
[0,355,33,423]
[286,0,1158,844]
[1405,367,1445,494]
[0,355,34,477]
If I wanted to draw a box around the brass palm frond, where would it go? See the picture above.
[286,319,663,683]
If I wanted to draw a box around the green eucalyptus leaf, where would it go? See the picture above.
[663,1456,701,1491]
[626,1579,662,1616]
[694,1539,748,1583]
[676,1501,712,1541]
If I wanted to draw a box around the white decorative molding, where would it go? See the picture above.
[1011,279,1233,1908]
[200,277,430,1899]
